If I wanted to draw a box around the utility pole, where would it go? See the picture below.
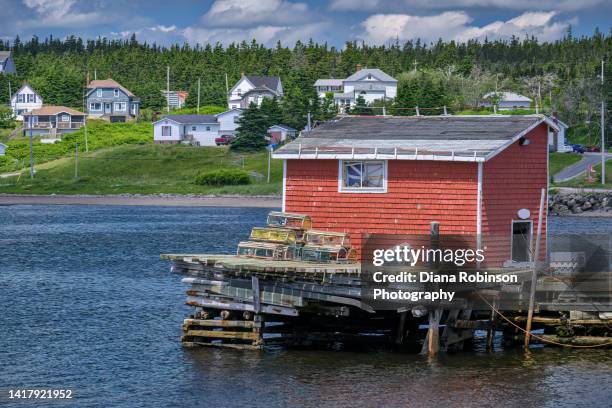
[29,115,34,178]
[166,65,170,114]
[601,59,606,185]
[267,149,271,183]
[412,59,418,73]
[197,77,201,114]
[83,74,89,152]
[75,142,79,179]
[307,111,311,131]
[225,73,229,94]
[94,69,97,80]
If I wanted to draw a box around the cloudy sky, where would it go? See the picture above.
[1,0,610,46]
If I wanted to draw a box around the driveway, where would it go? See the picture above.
[553,152,612,182]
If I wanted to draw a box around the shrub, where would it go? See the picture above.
[195,169,251,186]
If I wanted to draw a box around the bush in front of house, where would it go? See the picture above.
[195,169,251,186]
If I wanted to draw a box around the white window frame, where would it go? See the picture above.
[191,126,196,131]
[114,102,126,111]
[96,89,102,97]
[161,125,172,137]
[89,102,101,111]
[114,89,119,97]
[510,220,533,263]
[17,94,25,103]
[338,160,387,193]
[27,94,35,103]
[206,126,211,131]
[59,114,70,122]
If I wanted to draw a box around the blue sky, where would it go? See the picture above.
[1,0,610,47]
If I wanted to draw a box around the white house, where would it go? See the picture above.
[153,109,243,146]
[548,114,570,152]
[0,143,6,156]
[215,108,242,136]
[0,51,16,74]
[314,65,397,108]
[10,82,43,121]
[228,75,283,109]
[482,92,532,110]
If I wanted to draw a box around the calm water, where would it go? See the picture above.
[0,205,611,408]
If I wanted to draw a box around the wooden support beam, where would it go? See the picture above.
[185,329,260,341]
[183,319,260,329]
[421,309,443,355]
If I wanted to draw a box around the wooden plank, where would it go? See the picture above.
[183,319,259,329]
[252,276,261,313]
[186,329,260,341]
[182,341,262,350]
[185,296,299,317]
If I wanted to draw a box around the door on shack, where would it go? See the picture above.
[511,220,532,263]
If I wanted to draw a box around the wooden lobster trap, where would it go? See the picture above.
[267,211,312,230]
[249,226,304,244]
[301,245,357,263]
[304,230,351,247]
[237,241,302,261]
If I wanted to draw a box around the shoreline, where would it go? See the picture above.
[0,194,282,208]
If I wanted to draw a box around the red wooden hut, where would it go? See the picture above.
[273,115,559,267]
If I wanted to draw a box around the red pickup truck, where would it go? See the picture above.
[215,135,235,146]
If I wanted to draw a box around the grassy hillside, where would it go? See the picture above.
[0,145,282,195]
[0,120,152,173]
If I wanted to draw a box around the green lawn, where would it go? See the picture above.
[0,144,282,195]
[549,152,582,177]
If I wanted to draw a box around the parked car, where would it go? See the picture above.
[215,135,235,146]
[572,144,585,154]
[559,143,574,153]
[586,145,600,152]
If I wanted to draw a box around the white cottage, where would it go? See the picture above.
[482,92,532,110]
[314,65,397,108]
[153,114,219,146]
[153,109,244,146]
[10,82,43,121]
[228,75,283,109]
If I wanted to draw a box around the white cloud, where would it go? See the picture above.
[150,25,177,33]
[202,0,309,28]
[182,22,328,46]
[330,0,604,12]
[21,0,104,27]
[359,11,574,44]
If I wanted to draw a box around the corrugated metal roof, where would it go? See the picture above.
[273,115,551,162]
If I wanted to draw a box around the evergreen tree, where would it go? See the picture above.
[231,102,269,152]
[350,95,371,115]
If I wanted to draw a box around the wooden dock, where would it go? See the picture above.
[162,253,611,351]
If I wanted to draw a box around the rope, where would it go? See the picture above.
[476,292,612,349]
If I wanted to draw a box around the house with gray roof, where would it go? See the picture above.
[0,51,16,75]
[228,74,283,109]
[153,109,243,146]
[314,65,397,108]
[482,91,532,110]
[86,78,140,121]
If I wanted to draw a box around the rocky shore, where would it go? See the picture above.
[549,192,612,216]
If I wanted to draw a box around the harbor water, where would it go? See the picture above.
[1,205,611,407]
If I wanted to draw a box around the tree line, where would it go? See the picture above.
[0,29,610,137]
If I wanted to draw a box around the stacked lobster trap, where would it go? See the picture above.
[237,211,357,263]
[170,211,362,350]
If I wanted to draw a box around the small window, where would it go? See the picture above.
[206,126,211,131]
[17,94,25,103]
[367,74,372,80]
[96,89,102,97]
[59,114,70,122]
[191,126,196,131]
[27,94,35,103]
[114,89,119,97]
[114,102,126,111]
[339,160,386,192]
[161,125,172,137]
